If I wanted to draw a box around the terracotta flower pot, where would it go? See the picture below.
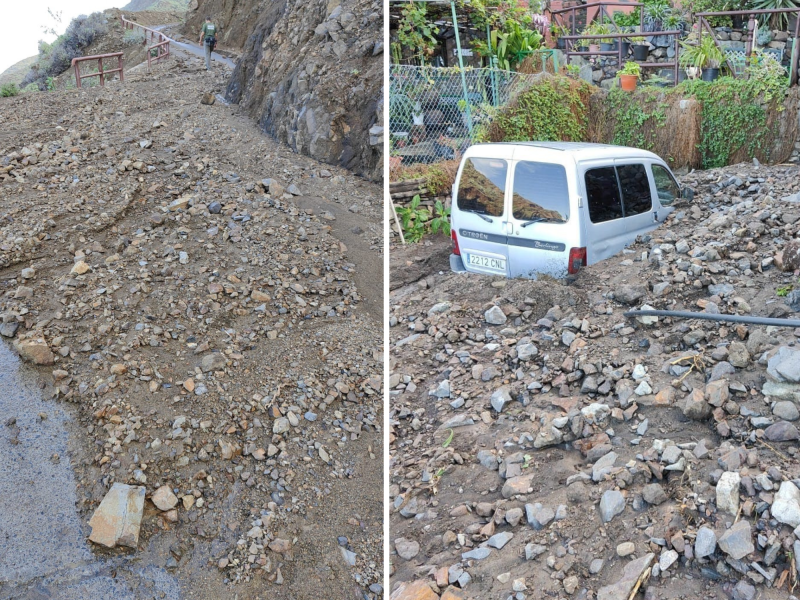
[619,74,638,91]
[589,44,600,53]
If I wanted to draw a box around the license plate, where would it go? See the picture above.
[467,253,506,273]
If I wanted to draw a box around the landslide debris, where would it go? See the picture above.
[184,0,384,180]
[1,47,382,600]
[389,161,800,599]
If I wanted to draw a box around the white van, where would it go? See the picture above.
[449,142,691,279]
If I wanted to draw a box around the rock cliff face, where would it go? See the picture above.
[185,0,383,180]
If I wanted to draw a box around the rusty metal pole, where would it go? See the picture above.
[792,13,800,86]
[674,36,678,85]
[118,54,124,83]
[99,57,105,86]
[73,59,81,89]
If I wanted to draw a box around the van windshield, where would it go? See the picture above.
[456,158,507,217]
[511,161,569,223]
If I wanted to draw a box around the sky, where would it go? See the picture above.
[0,0,127,75]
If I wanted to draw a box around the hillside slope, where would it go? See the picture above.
[0,56,37,88]
[184,0,383,180]
[0,48,382,600]
[122,0,190,12]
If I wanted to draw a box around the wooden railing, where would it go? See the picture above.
[563,30,682,83]
[695,8,800,86]
[551,1,644,36]
[71,53,124,88]
[120,15,171,70]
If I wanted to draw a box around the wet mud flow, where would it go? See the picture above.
[0,341,180,600]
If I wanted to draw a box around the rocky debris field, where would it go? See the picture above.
[390,161,800,600]
[1,47,382,600]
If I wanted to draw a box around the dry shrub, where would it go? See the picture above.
[587,88,703,169]
[390,159,461,196]
[748,86,800,165]
[517,53,557,75]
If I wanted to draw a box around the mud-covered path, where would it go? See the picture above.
[0,34,383,600]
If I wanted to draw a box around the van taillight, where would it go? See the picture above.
[568,247,587,274]
[451,229,461,256]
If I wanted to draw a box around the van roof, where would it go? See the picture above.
[471,141,662,162]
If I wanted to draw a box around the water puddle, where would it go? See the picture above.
[0,341,180,599]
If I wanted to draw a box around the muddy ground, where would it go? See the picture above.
[0,33,382,600]
[389,163,800,600]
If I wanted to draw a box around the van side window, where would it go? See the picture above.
[457,158,507,217]
[585,167,623,223]
[652,164,680,205]
[512,161,569,223]
[617,164,652,216]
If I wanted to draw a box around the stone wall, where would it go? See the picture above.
[185,0,384,181]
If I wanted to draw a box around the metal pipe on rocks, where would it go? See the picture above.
[624,309,800,328]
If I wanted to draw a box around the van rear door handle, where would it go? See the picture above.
[503,221,514,235]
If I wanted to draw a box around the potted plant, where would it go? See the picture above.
[597,23,616,51]
[583,22,614,52]
[581,24,601,53]
[629,35,649,60]
[619,29,633,56]
[680,33,725,81]
[617,61,641,90]
[551,23,570,49]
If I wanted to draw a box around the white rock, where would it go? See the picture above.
[716,471,741,515]
[772,481,800,527]
[88,483,145,548]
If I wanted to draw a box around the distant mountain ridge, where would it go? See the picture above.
[122,0,190,12]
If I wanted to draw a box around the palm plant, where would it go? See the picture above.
[680,33,726,69]
[750,0,800,29]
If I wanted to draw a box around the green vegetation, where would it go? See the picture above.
[396,195,452,243]
[604,60,788,168]
[479,76,594,142]
[605,86,668,149]
[477,21,543,71]
[0,83,19,97]
[121,0,190,11]
[397,2,439,65]
[678,75,788,168]
[618,62,641,77]
[123,29,146,45]
[680,33,726,69]
[22,12,108,91]
[613,9,641,28]
[750,0,800,28]
[582,22,612,44]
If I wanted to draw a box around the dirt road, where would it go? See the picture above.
[0,38,383,600]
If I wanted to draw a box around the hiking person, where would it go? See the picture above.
[198,16,218,70]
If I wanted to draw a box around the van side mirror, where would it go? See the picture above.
[681,187,695,201]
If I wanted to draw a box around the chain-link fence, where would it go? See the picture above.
[389,63,551,180]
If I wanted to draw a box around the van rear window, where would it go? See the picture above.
[456,158,507,217]
[512,161,569,223]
